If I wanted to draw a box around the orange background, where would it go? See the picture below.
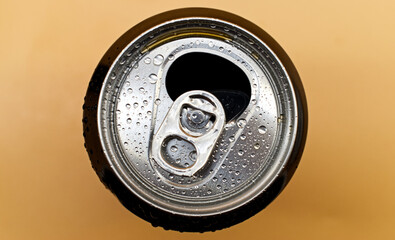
[1,0,394,239]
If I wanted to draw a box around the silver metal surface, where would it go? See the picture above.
[97,17,299,216]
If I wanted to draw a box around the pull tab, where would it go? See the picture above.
[151,90,225,176]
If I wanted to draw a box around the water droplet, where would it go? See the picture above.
[149,74,158,84]
[240,134,246,140]
[110,72,116,80]
[229,136,235,142]
[155,99,161,105]
[258,125,267,134]
[189,151,197,161]
[254,143,260,149]
[143,100,148,105]
[126,103,131,109]
[170,146,178,152]
[127,118,132,124]
[195,40,200,45]
[212,177,218,182]
[219,47,224,51]
[238,150,244,156]
[207,190,212,194]
[168,54,175,60]
[127,88,133,93]
[144,57,151,64]
[153,54,164,65]
[139,87,145,93]
[237,119,247,128]
[133,102,139,108]
[208,42,214,47]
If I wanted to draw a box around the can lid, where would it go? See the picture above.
[96,16,301,216]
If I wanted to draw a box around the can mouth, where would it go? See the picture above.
[166,52,251,121]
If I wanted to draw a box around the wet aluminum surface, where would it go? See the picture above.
[97,18,298,216]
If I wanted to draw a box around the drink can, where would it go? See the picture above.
[83,8,308,232]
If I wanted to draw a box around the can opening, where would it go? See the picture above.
[165,52,251,121]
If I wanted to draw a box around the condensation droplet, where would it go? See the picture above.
[110,72,116,80]
[168,54,175,60]
[127,118,132,124]
[254,143,260,149]
[155,99,161,105]
[126,103,131,109]
[170,146,178,152]
[229,136,235,142]
[258,125,267,134]
[149,74,158,84]
[189,151,197,161]
[237,119,247,128]
[153,54,164,65]
[144,57,151,64]
[238,150,244,156]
